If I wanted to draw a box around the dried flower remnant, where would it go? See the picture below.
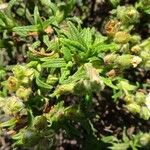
[104,54,117,64]
[131,56,142,68]
[104,19,120,36]
[7,76,19,92]
[106,69,116,77]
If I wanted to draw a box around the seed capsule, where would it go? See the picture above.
[116,6,140,24]
[7,76,19,92]
[16,86,32,101]
[114,31,130,43]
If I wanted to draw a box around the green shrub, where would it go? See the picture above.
[0,0,150,149]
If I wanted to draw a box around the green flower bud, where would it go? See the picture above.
[129,35,141,44]
[126,103,141,114]
[124,94,134,104]
[116,6,140,24]
[24,68,34,78]
[115,55,142,68]
[1,96,26,116]
[46,75,58,85]
[21,77,30,85]
[16,86,32,101]
[12,65,25,79]
[140,106,150,120]
[135,92,146,105]
[114,31,130,43]
[16,7,25,16]
[140,50,150,61]
[13,65,34,81]
[144,60,150,69]
[33,116,47,130]
[7,76,20,92]
[52,83,75,97]
[131,45,141,53]
[115,54,133,68]
[104,54,118,64]
[140,38,150,51]
[140,133,150,146]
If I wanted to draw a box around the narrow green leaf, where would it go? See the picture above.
[60,38,86,52]
[93,43,119,53]
[36,77,53,89]
[62,66,86,84]
[100,77,118,90]
[0,118,17,128]
[61,46,72,61]
[41,58,66,68]
[12,25,39,36]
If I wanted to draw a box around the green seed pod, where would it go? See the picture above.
[140,106,150,120]
[126,103,141,114]
[140,133,150,146]
[33,116,47,130]
[16,86,32,101]
[116,6,140,24]
[114,31,130,43]
[7,76,20,92]
[135,92,146,105]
